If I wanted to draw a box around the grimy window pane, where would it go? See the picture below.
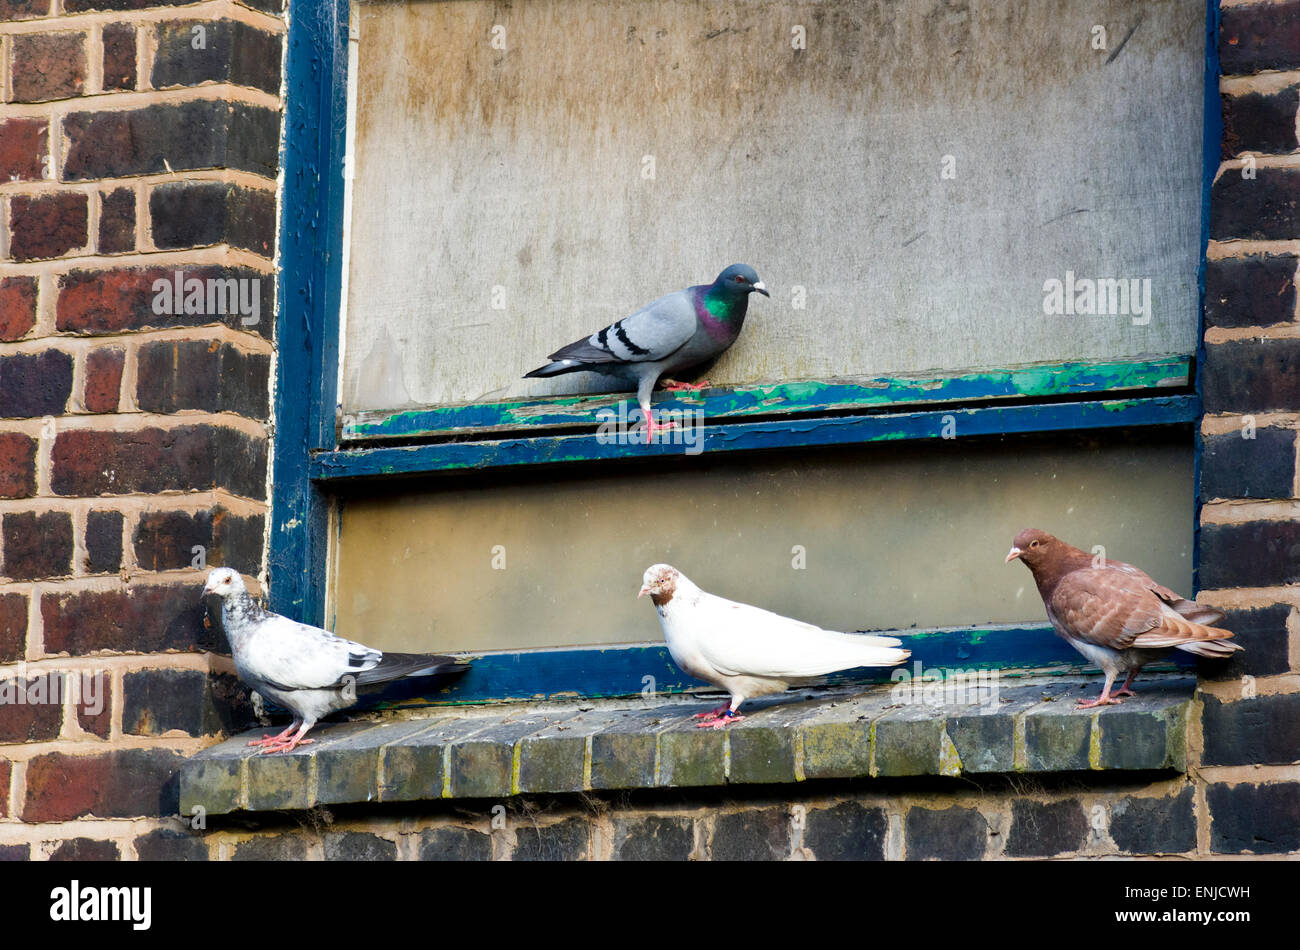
[328,435,1193,653]
[343,0,1203,414]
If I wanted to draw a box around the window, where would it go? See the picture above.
[273,0,1213,703]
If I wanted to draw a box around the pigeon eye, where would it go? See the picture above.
[1030,540,1039,548]
[735,276,747,283]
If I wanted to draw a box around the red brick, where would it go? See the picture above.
[48,838,120,861]
[51,425,266,498]
[41,583,206,655]
[23,748,182,820]
[9,192,88,261]
[83,346,125,412]
[0,277,38,341]
[56,265,273,339]
[102,23,135,91]
[0,433,37,499]
[0,0,48,21]
[0,118,48,182]
[0,592,27,663]
[11,32,87,103]
[0,674,63,741]
[75,672,110,738]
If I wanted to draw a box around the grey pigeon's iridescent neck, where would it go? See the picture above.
[696,282,750,341]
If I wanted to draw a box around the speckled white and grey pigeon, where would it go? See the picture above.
[201,568,468,753]
[639,564,911,728]
[524,264,768,442]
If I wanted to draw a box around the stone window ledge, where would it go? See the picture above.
[179,674,1194,816]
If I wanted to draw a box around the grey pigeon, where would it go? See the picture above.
[525,264,768,440]
[202,568,468,753]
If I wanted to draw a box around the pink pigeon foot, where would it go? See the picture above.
[258,736,314,755]
[247,726,295,748]
[642,409,678,445]
[660,379,711,393]
[1111,673,1138,698]
[697,712,744,729]
[1077,693,1123,708]
[693,704,731,722]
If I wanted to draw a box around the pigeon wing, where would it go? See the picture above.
[689,592,909,679]
[239,614,383,691]
[1049,567,1233,651]
[547,289,699,366]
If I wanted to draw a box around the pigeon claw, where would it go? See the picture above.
[692,704,731,721]
[247,728,295,748]
[257,736,315,755]
[641,410,678,445]
[696,713,744,729]
[1076,695,1123,709]
[660,379,711,393]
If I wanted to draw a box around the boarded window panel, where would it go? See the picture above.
[343,0,1204,415]
[328,434,1193,653]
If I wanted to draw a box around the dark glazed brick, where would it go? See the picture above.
[134,507,265,574]
[1199,521,1300,590]
[51,426,267,499]
[48,838,120,861]
[1209,782,1300,854]
[57,266,274,339]
[710,808,789,861]
[136,340,270,418]
[0,845,28,861]
[3,511,73,580]
[1222,88,1300,158]
[324,832,397,861]
[1024,709,1091,772]
[63,100,280,181]
[84,346,125,413]
[873,714,943,776]
[418,827,492,861]
[612,816,694,861]
[727,726,796,784]
[804,801,887,861]
[1202,692,1300,767]
[232,834,308,861]
[84,510,124,574]
[98,188,135,254]
[123,669,207,736]
[513,818,589,861]
[946,714,1014,773]
[9,192,87,261]
[1203,339,1300,414]
[42,584,207,655]
[23,748,183,820]
[0,350,73,417]
[102,23,136,91]
[11,32,86,102]
[1220,1,1300,75]
[1097,706,1171,770]
[1204,255,1297,330]
[1211,168,1300,242]
[0,277,38,341]
[0,119,48,183]
[76,672,111,738]
[0,592,27,662]
[0,675,63,741]
[153,20,283,96]
[1110,788,1196,855]
[0,433,36,499]
[1197,605,1293,680]
[149,182,276,255]
[905,805,987,860]
[135,828,208,861]
[1007,800,1088,857]
[1201,428,1296,501]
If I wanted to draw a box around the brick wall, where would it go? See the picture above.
[0,0,279,859]
[1,0,1298,862]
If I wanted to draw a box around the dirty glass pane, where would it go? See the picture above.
[328,434,1193,652]
[341,0,1204,415]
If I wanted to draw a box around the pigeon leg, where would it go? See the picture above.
[659,379,711,393]
[248,721,298,747]
[641,408,678,445]
[1077,672,1123,708]
[1111,671,1139,698]
[693,703,732,722]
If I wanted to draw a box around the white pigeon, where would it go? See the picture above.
[201,568,468,753]
[638,564,910,728]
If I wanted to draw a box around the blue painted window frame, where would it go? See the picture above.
[269,0,1221,705]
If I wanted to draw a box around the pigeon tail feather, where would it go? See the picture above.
[351,652,469,686]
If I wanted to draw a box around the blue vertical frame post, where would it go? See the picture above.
[270,0,349,624]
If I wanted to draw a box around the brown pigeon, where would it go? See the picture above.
[1005,528,1240,708]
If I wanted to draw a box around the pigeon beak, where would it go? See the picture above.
[752,281,769,297]
[638,584,651,599]
[1005,546,1022,563]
